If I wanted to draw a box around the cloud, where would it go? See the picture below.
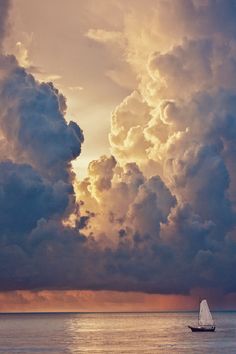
[0,161,71,234]
[86,29,123,43]
[0,55,86,291]
[109,91,151,163]
[74,0,236,296]
[0,2,88,292]
[0,56,84,182]
[15,41,31,68]
[0,47,89,292]
[1,0,236,299]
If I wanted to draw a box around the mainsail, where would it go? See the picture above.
[198,299,214,326]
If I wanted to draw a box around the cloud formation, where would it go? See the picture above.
[1,0,236,299]
[76,0,236,295]
[0,55,84,182]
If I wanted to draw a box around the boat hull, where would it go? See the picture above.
[188,325,215,332]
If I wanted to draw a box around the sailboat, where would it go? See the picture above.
[188,299,215,332]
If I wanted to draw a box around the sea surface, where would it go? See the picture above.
[0,312,236,353]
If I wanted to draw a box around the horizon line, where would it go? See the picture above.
[1,310,236,314]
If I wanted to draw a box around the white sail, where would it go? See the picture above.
[199,299,214,326]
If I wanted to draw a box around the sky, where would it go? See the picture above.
[1,0,236,311]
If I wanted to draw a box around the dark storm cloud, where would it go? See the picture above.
[0,161,71,234]
[0,50,87,289]
[0,155,235,295]
[163,89,236,221]
[0,1,86,291]
[0,58,84,182]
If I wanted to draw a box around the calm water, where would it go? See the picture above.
[0,312,236,353]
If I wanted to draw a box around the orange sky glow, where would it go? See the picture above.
[1,289,236,313]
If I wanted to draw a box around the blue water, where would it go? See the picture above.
[0,312,235,353]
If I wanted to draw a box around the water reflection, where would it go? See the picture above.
[0,312,236,353]
[65,312,236,353]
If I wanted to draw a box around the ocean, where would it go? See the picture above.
[0,312,235,353]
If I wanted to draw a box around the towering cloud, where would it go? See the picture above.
[76,0,236,295]
[0,0,87,291]
[1,0,236,298]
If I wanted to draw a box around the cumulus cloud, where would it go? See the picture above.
[75,0,236,296]
[0,161,71,234]
[0,46,89,289]
[0,0,89,292]
[109,91,151,164]
[2,0,236,299]
[77,156,176,241]
[0,57,84,182]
